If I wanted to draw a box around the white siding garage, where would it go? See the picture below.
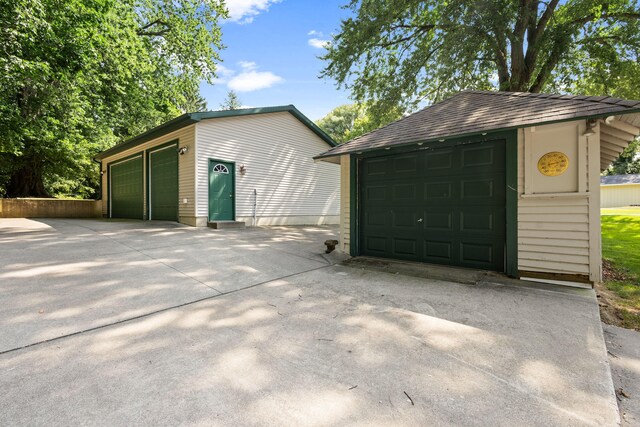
[194,111,339,226]
[95,105,339,227]
[601,174,640,207]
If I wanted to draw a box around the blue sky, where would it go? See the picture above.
[200,0,353,120]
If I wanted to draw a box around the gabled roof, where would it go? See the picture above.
[601,174,640,185]
[95,105,336,160]
[315,91,640,160]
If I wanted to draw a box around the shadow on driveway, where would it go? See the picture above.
[0,219,619,426]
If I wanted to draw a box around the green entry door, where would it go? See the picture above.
[110,156,143,219]
[360,140,506,272]
[149,145,178,221]
[208,160,234,221]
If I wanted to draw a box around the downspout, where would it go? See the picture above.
[253,189,257,227]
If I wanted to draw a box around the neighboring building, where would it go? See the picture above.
[601,174,640,208]
[315,91,640,285]
[95,106,340,227]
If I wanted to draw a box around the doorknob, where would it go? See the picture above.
[418,218,423,222]
[230,194,233,198]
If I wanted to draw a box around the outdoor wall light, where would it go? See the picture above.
[178,146,188,155]
[100,170,105,176]
[239,164,247,175]
[583,119,597,137]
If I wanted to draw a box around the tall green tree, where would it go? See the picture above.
[316,103,403,143]
[605,140,640,175]
[322,0,640,117]
[220,90,242,110]
[0,0,226,197]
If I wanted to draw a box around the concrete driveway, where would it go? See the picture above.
[0,219,619,426]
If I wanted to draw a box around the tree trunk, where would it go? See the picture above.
[5,153,50,198]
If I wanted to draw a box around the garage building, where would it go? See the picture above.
[315,91,640,285]
[95,105,340,227]
[601,174,640,208]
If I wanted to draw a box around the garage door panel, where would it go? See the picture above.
[393,183,417,201]
[363,157,389,179]
[364,236,388,254]
[393,211,419,228]
[424,211,453,231]
[425,181,453,201]
[392,238,418,258]
[424,240,454,263]
[460,242,495,266]
[110,156,143,219]
[361,139,506,272]
[149,146,178,221]
[425,149,453,172]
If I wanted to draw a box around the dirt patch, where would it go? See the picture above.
[597,261,640,331]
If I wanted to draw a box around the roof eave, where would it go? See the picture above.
[96,105,337,161]
[94,114,198,160]
[314,107,640,160]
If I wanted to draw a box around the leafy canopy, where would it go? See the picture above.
[316,103,403,143]
[0,0,226,197]
[322,0,640,116]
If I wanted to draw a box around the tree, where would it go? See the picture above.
[605,140,640,175]
[321,0,640,117]
[220,90,243,110]
[0,0,227,198]
[180,92,209,113]
[316,103,403,143]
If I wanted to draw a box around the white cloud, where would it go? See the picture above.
[308,38,330,49]
[225,0,281,24]
[229,71,283,92]
[238,61,257,71]
[227,62,283,92]
[212,64,236,83]
[307,30,321,36]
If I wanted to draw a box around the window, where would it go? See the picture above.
[213,164,229,174]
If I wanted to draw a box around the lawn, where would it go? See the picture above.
[600,207,640,330]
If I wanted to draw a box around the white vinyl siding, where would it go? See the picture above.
[100,125,196,219]
[339,155,351,252]
[517,122,601,281]
[195,112,339,224]
[601,184,640,208]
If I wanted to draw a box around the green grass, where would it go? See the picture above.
[601,209,640,329]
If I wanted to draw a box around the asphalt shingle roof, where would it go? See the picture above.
[315,91,640,159]
[601,174,640,185]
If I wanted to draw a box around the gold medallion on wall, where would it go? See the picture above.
[537,151,569,177]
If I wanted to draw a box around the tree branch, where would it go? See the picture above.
[137,19,171,36]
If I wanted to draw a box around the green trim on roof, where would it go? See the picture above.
[95,105,336,160]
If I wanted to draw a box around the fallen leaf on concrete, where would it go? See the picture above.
[616,388,630,400]
[404,391,414,406]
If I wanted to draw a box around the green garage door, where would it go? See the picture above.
[149,145,178,221]
[110,156,143,219]
[360,140,506,272]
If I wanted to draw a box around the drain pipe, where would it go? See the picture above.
[253,189,257,227]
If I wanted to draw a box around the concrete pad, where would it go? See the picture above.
[0,219,338,353]
[604,324,640,426]
[0,259,619,426]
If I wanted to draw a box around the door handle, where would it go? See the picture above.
[230,194,233,198]
[418,218,423,223]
